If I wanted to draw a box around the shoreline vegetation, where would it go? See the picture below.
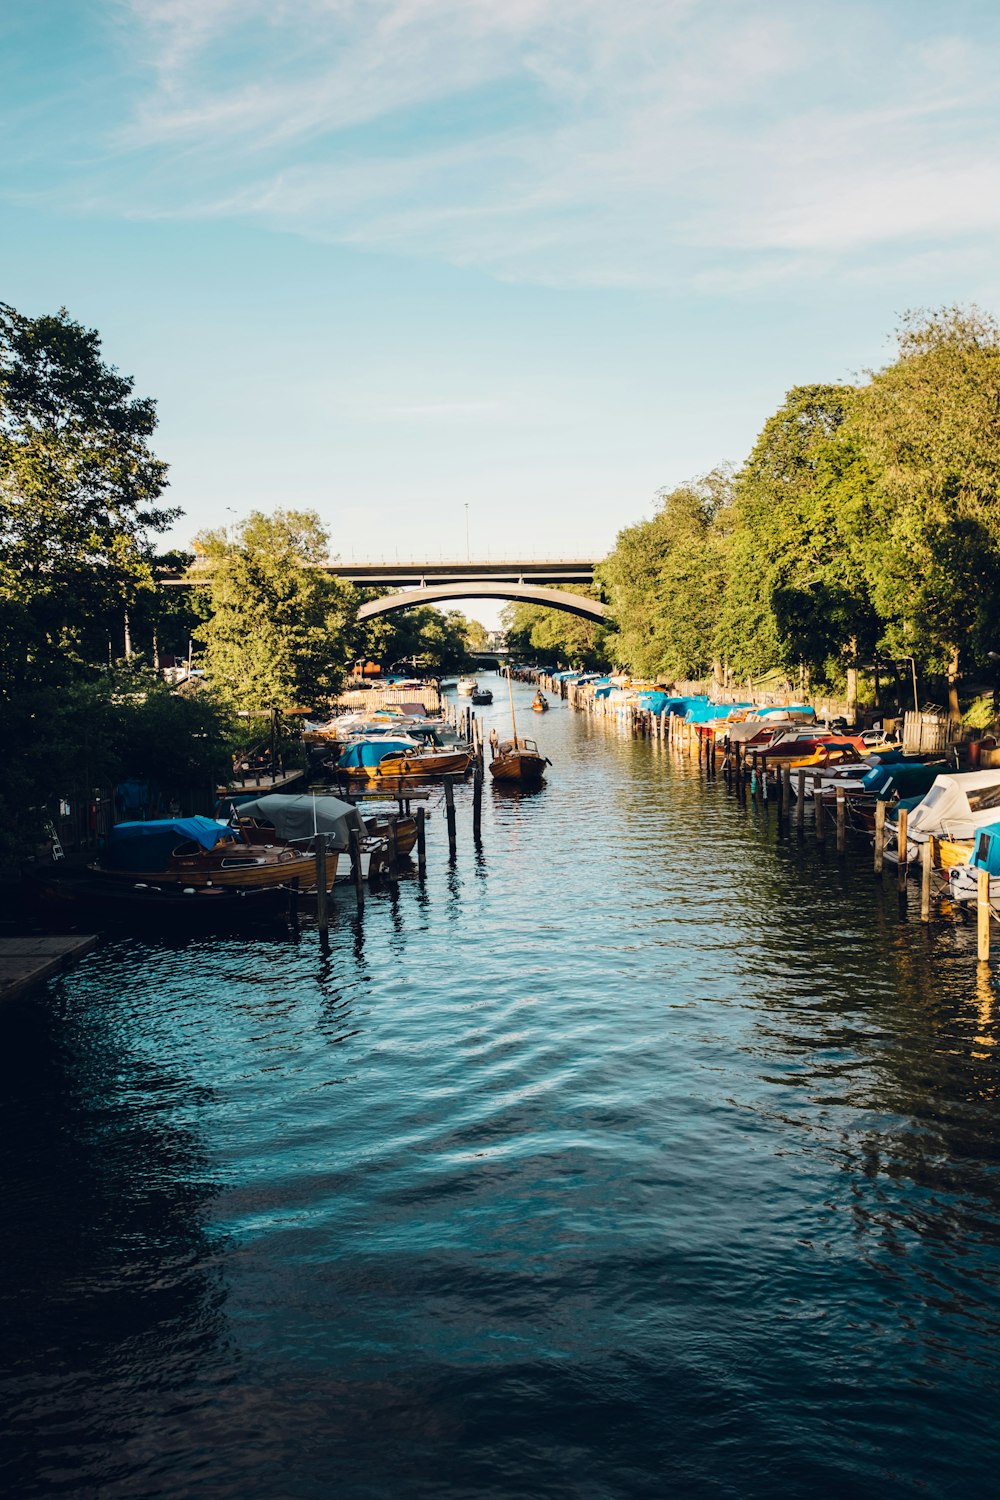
[3,299,999,862]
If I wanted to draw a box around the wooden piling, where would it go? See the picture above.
[473,762,483,841]
[781,764,791,818]
[314,832,329,933]
[836,787,846,852]
[979,868,992,962]
[416,805,427,878]
[814,775,825,840]
[444,778,457,859]
[897,807,909,893]
[920,837,932,922]
[795,769,805,829]
[387,816,399,882]
[348,829,364,910]
[874,800,886,875]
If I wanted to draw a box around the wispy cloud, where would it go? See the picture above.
[22,1,1000,291]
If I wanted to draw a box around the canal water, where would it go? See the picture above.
[3,682,999,1500]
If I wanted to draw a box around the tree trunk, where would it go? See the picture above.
[947,645,961,722]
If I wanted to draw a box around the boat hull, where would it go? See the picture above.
[341,750,473,780]
[489,752,547,783]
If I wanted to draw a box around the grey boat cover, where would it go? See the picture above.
[234,794,367,850]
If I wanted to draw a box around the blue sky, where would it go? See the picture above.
[5,0,1000,613]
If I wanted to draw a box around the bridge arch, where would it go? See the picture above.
[356,581,606,623]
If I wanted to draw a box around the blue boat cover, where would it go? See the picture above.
[337,738,416,769]
[972,823,1000,875]
[104,816,233,871]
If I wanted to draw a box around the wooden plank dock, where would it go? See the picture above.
[218,768,306,797]
[0,933,98,1004]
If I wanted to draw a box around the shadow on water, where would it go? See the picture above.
[0,987,230,1498]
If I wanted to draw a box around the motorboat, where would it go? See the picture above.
[226,793,388,881]
[457,677,478,696]
[89,816,334,891]
[532,692,549,713]
[882,769,1000,866]
[947,821,1000,902]
[336,737,473,781]
[24,867,293,928]
[471,687,493,704]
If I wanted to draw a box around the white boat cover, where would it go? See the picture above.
[233,793,367,850]
[907,770,1000,840]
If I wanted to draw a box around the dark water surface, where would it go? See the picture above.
[4,684,1000,1500]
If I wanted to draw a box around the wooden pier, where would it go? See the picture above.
[0,933,98,1004]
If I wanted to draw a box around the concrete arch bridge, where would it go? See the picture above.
[356,578,606,624]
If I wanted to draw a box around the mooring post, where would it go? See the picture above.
[920,838,932,922]
[750,751,758,801]
[416,805,427,879]
[472,762,483,841]
[387,815,399,882]
[314,832,329,933]
[874,799,886,875]
[444,778,457,859]
[979,868,992,962]
[781,764,791,818]
[814,775,825,841]
[836,787,846,852]
[897,807,909,893]
[349,829,364,911]
[796,769,805,830]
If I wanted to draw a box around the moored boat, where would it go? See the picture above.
[25,865,293,928]
[90,816,335,891]
[337,738,473,781]
[489,737,549,783]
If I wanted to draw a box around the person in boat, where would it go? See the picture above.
[489,727,499,760]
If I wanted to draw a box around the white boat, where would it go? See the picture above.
[456,676,478,696]
[947,865,1000,903]
[884,769,1000,866]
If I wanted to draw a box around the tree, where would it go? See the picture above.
[598,469,730,679]
[844,306,1000,715]
[501,590,610,671]
[192,510,356,708]
[357,604,478,673]
[714,387,879,685]
[0,302,175,690]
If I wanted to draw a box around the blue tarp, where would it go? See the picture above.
[337,738,416,769]
[104,816,233,871]
[972,823,1000,876]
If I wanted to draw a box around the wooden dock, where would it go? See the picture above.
[0,933,98,1004]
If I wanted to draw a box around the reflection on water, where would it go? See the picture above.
[3,683,1000,1499]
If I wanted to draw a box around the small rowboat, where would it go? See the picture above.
[532,693,549,713]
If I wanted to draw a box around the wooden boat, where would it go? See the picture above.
[25,866,293,928]
[89,816,336,891]
[532,693,549,713]
[489,737,549,783]
[337,739,473,781]
[489,671,550,784]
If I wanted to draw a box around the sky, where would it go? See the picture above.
[4,0,1000,624]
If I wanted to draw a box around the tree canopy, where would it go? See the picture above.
[192,509,356,709]
[599,307,1000,710]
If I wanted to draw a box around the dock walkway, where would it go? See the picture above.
[0,934,98,1004]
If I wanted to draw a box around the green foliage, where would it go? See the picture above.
[501,587,610,670]
[193,510,357,709]
[598,470,730,679]
[600,311,1000,705]
[358,604,479,673]
[0,302,175,690]
[0,667,233,863]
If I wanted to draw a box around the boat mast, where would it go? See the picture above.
[506,666,518,747]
